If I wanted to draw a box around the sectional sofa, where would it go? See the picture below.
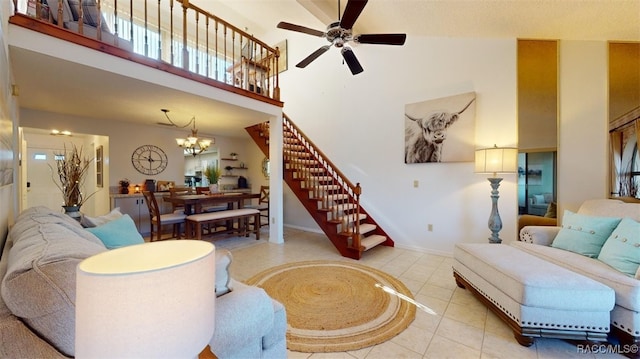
[454,199,640,351]
[0,206,286,358]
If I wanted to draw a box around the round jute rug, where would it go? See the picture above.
[244,260,416,352]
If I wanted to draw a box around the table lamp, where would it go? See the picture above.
[75,240,216,358]
[475,144,517,243]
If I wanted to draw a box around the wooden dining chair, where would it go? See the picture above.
[142,191,187,241]
[195,186,227,213]
[244,185,269,227]
[169,187,193,213]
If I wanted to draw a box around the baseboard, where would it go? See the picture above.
[283,223,324,234]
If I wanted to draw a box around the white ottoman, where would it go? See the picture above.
[452,243,615,346]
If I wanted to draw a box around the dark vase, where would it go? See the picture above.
[62,205,82,221]
[119,186,129,194]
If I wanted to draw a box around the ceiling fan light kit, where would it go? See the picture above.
[277,0,406,75]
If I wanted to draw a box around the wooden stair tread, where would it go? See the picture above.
[245,120,394,260]
[359,223,377,234]
[361,235,387,250]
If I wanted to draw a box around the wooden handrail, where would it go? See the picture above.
[10,0,280,103]
[282,116,363,247]
[284,115,359,193]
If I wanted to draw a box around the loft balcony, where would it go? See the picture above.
[9,0,282,107]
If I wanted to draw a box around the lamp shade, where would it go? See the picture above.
[475,145,518,175]
[75,240,216,358]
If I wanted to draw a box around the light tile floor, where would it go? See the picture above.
[221,228,627,359]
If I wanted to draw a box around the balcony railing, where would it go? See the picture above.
[10,0,281,104]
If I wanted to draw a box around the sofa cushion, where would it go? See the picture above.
[453,243,614,311]
[0,207,107,356]
[85,214,144,249]
[551,210,621,258]
[578,199,640,222]
[511,241,640,312]
[544,202,557,218]
[80,207,123,228]
[597,218,640,277]
[215,249,233,297]
[45,0,74,24]
[66,0,110,30]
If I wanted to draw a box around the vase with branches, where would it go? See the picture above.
[204,164,221,192]
[49,144,96,215]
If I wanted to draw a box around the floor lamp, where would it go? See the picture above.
[76,240,216,358]
[475,145,518,244]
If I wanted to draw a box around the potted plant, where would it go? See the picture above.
[49,144,97,218]
[230,152,238,160]
[225,165,234,176]
[119,178,130,194]
[204,164,221,192]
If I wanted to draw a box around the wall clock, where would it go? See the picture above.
[131,145,168,175]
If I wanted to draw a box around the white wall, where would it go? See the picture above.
[277,34,519,255]
[0,0,17,255]
[558,41,609,214]
[21,109,259,194]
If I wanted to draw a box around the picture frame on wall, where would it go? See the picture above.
[404,92,476,164]
[274,39,287,74]
[96,145,103,188]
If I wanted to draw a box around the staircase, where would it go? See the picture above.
[246,116,394,259]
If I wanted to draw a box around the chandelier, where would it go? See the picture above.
[162,109,214,156]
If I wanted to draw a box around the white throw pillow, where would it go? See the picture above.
[80,208,123,228]
[534,194,545,204]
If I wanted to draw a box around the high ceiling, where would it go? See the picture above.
[10,0,640,139]
[213,0,640,42]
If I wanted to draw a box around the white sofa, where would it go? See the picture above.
[0,206,286,358]
[527,192,554,216]
[454,199,640,348]
[519,199,640,347]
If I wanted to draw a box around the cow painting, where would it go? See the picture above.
[404,93,476,163]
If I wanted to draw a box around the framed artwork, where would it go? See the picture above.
[274,39,287,73]
[96,145,103,187]
[404,92,476,163]
[527,165,543,185]
[0,74,13,186]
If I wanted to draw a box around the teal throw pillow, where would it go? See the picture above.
[551,210,621,258]
[86,214,144,249]
[597,218,640,277]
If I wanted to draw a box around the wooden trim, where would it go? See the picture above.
[610,106,640,132]
[198,345,218,359]
[8,13,283,108]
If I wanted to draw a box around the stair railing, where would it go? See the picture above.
[282,116,362,249]
[11,0,280,101]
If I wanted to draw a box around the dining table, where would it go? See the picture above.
[162,192,260,215]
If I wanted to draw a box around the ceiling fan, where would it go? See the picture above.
[277,0,406,75]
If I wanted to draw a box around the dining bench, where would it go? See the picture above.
[185,208,260,240]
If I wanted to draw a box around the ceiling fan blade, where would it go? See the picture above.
[340,0,368,30]
[341,47,364,75]
[296,45,331,68]
[277,22,325,37]
[355,33,407,45]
